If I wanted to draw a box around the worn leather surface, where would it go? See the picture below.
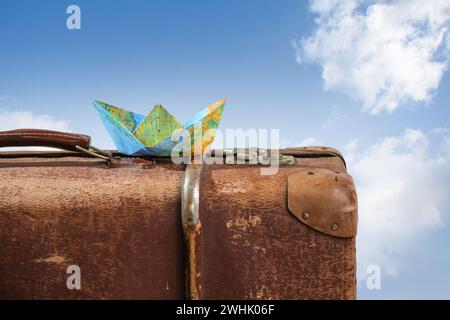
[288,168,358,237]
[198,155,356,300]
[0,129,91,151]
[0,146,357,300]
[0,155,185,299]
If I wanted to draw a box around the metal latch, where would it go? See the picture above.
[211,148,296,165]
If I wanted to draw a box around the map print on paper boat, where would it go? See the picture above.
[93,98,226,156]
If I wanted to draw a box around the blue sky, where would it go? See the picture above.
[1,0,450,299]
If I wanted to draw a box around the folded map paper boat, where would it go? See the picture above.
[93,98,226,156]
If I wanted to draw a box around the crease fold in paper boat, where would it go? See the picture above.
[93,98,226,156]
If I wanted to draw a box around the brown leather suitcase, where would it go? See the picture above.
[184,148,357,300]
[0,129,186,299]
[0,129,357,300]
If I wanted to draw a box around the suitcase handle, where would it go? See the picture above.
[0,129,91,151]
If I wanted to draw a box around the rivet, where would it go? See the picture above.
[302,212,310,220]
[331,223,338,231]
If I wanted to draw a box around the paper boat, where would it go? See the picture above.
[93,98,226,156]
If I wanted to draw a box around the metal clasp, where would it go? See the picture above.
[75,145,111,162]
[181,165,201,229]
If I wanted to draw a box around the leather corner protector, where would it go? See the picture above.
[287,168,358,238]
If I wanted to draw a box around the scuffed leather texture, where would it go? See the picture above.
[288,168,358,237]
[0,145,357,300]
[197,153,356,300]
[0,129,91,151]
[0,155,186,299]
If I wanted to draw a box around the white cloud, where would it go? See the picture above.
[294,0,450,114]
[280,136,323,147]
[343,138,359,162]
[344,128,450,278]
[0,110,69,131]
[0,110,70,150]
[299,136,323,146]
[321,108,345,129]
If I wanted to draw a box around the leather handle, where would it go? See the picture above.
[0,129,91,151]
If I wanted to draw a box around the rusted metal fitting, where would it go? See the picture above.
[75,145,111,162]
[288,168,358,238]
[181,164,202,300]
[181,165,201,229]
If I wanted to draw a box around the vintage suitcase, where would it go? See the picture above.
[0,129,186,299]
[184,148,357,300]
[0,129,357,300]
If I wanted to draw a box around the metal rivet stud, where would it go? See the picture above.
[302,212,310,220]
[331,223,338,231]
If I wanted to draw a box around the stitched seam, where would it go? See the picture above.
[0,132,89,140]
